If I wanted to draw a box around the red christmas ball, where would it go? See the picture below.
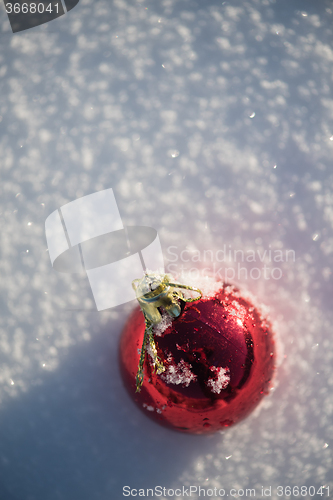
[119,282,275,434]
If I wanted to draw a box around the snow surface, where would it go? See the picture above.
[0,0,332,499]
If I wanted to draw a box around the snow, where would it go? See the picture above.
[206,366,231,394]
[160,357,197,387]
[0,0,332,498]
[177,273,223,300]
[153,311,173,336]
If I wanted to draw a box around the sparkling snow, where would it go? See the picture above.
[0,0,332,498]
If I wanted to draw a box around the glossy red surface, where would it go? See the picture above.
[119,284,275,434]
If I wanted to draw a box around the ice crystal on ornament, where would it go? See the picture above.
[143,403,154,412]
[154,312,173,337]
[160,358,197,387]
[207,366,230,394]
[178,274,222,300]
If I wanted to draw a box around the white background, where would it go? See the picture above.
[0,0,332,499]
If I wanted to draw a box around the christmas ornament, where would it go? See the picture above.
[119,273,275,434]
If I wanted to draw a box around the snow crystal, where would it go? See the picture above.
[160,358,197,387]
[175,273,223,300]
[153,312,173,336]
[143,404,155,412]
[207,366,230,394]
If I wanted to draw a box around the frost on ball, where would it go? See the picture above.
[206,366,230,394]
[160,357,197,387]
[119,280,276,434]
